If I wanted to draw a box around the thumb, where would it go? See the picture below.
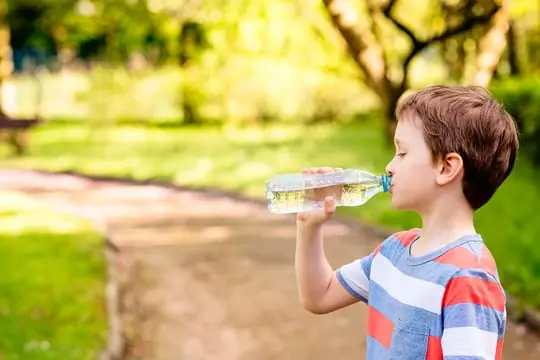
[324,196,336,220]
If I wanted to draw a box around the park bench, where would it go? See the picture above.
[0,113,42,155]
[0,67,44,156]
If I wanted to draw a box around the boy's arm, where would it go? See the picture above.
[441,268,506,360]
[295,220,378,314]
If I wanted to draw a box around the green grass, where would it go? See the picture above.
[1,119,539,310]
[0,191,107,360]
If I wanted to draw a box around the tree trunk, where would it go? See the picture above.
[506,20,520,76]
[321,0,400,141]
[383,112,398,144]
[0,0,12,116]
[320,0,392,103]
[442,37,467,82]
[440,1,468,83]
[381,85,404,143]
[471,0,509,87]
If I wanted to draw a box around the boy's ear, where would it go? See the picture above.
[436,152,464,186]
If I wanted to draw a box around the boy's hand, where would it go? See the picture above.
[296,167,343,226]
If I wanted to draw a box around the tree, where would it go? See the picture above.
[0,0,12,115]
[472,0,509,86]
[320,0,504,140]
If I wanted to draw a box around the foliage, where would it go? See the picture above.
[8,0,174,64]
[10,65,382,125]
[0,191,107,360]
[5,0,539,73]
[490,76,540,164]
[1,119,540,310]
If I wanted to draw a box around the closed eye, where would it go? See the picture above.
[396,153,406,158]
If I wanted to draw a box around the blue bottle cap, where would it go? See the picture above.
[382,174,391,192]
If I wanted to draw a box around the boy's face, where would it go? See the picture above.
[385,117,440,212]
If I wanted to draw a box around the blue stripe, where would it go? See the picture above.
[336,269,368,303]
[366,335,388,358]
[381,235,408,253]
[453,268,500,283]
[443,303,505,335]
[379,242,460,286]
[368,281,443,337]
[361,253,373,279]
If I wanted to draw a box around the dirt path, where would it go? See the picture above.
[1,168,539,360]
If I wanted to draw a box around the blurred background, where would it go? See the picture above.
[0,0,539,359]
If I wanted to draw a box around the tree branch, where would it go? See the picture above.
[295,3,361,79]
[382,0,419,47]
[472,0,509,86]
[366,0,392,85]
[398,1,501,91]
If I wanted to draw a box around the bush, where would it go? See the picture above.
[489,77,540,164]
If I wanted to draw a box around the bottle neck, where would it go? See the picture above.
[381,174,391,192]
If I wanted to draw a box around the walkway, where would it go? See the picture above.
[1,169,538,360]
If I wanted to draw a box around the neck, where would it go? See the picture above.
[418,195,476,248]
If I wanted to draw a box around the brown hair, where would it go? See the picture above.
[396,85,519,210]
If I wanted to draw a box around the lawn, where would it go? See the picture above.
[1,119,539,310]
[0,191,107,360]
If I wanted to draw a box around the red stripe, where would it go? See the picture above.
[426,335,442,360]
[393,229,419,247]
[443,276,505,311]
[434,245,497,275]
[480,246,497,275]
[496,338,504,360]
[373,242,383,256]
[367,306,394,348]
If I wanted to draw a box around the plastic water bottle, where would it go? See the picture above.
[265,169,391,214]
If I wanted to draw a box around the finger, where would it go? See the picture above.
[324,196,336,219]
[317,167,334,174]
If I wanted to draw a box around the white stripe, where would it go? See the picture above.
[371,254,445,314]
[339,258,369,299]
[442,326,498,359]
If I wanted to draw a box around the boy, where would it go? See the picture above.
[295,85,519,359]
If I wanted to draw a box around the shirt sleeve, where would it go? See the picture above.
[335,242,383,304]
[441,268,506,360]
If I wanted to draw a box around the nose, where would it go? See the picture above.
[385,158,395,176]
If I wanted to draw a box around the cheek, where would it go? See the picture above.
[398,158,437,185]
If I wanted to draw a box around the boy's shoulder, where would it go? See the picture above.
[375,228,420,254]
[435,237,499,278]
[379,228,500,280]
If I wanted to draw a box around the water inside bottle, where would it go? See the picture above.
[267,182,383,214]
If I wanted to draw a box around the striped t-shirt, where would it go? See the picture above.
[336,229,506,360]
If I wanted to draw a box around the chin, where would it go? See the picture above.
[391,198,402,210]
[391,197,410,211]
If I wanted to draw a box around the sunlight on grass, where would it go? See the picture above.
[0,191,107,360]
[2,212,96,235]
[222,124,306,144]
[0,191,93,235]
